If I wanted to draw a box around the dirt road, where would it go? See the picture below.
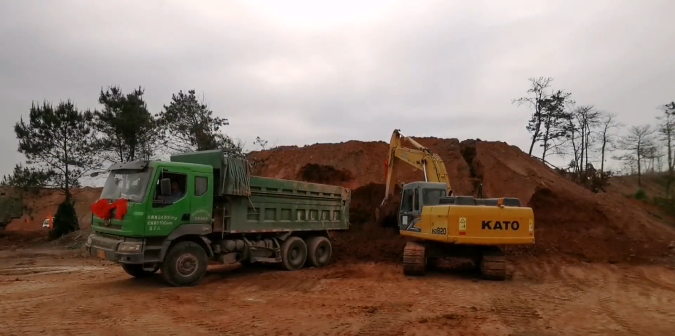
[0,250,673,336]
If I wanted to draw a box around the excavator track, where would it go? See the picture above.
[402,241,427,276]
[479,249,507,281]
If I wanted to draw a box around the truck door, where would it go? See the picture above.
[190,173,213,227]
[145,168,192,236]
[399,187,422,232]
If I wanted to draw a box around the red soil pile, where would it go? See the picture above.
[331,223,406,263]
[249,138,675,264]
[297,163,354,185]
[249,138,475,194]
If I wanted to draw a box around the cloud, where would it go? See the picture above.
[1,0,674,180]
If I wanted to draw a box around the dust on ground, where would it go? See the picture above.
[0,248,673,336]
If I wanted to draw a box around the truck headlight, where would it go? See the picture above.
[118,242,142,252]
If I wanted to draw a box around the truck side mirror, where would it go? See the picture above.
[160,178,172,196]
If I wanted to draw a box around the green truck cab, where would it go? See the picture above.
[85,150,351,287]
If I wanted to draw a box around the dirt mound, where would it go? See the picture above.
[332,223,406,263]
[46,228,92,249]
[248,138,475,194]
[251,138,675,264]
[0,229,48,249]
[297,163,354,185]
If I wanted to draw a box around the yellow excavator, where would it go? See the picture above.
[380,129,535,280]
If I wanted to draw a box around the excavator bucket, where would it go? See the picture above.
[375,184,402,228]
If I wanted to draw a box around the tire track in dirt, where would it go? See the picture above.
[490,296,543,334]
[352,302,412,336]
[611,268,675,334]
[2,254,675,335]
[598,294,641,336]
[633,266,675,292]
[512,260,628,334]
[0,268,194,335]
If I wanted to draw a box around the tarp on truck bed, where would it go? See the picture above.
[170,149,251,196]
[222,156,251,196]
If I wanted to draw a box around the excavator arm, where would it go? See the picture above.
[381,129,451,206]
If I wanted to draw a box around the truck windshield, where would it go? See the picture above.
[100,169,152,202]
[423,188,446,206]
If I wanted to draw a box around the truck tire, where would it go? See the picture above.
[160,241,209,287]
[122,264,159,278]
[280,236,307,271]
[306,236,332,268]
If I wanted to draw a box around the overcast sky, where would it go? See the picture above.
[1,0,674,178]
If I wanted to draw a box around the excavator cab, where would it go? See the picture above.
[398,182,447,232]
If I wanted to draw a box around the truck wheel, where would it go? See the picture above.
[160,241,208,287]
[280,236,307,271]
[122,264,159,278]
[306,236,332,268]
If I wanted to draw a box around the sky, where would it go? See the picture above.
[1,0,674,181]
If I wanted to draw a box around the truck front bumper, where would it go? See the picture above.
[85,232,145,264]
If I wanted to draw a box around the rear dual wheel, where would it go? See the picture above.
[280,236,333,271]
[306,236,332,268]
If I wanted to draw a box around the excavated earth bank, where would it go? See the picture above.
[249,138,675,264]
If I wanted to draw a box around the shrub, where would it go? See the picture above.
[634,189,647,201]
[557,167,613,193]
[48,200,79,240]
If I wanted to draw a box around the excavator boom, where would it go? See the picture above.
[382,129,451,206]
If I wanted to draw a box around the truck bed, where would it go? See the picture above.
[217,176,351,234]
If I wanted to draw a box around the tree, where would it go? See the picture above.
[657,102,675,196]
[598,112,623,175]
[538,90,574,162]
[1,163,55,191]
[157,89,240,153]
[513,77,574,158]
[574,105,601,177]
[14,100,102,200]
[253,136,269,150]
[615,125,657,187]
[93,85,159,163]
[49,200,79,240]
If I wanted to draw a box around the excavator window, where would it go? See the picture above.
[401,189,413,212]
[423,189,446,206]
[413,188,419,211]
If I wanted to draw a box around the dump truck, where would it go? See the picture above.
[0,192,23,230]
[85,150,351,287]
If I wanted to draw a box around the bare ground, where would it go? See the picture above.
[0,249,673,336]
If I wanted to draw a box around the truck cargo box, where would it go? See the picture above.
[170,150,351,234]
[220,176,350,233]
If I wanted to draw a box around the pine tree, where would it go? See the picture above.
[13,100,102,200]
